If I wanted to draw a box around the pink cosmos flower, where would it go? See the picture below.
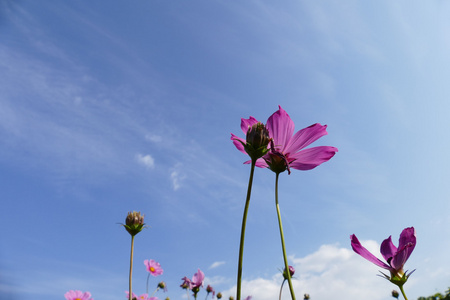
[350,227,416,286]
[231,106,337,174]
[191,269,205,288]
[64,290,93,300]
[206,284,216,297]
[144,259,163,276]
[125,291,156,300]
[180,276,193,290]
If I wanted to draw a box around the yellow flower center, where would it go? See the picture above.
[150,267,155,272]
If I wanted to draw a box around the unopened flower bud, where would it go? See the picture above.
[243,122,271,160]
[229,297,234,300]
[216,292,222,299]
[283,265,295,280]
[123,211,146,236]
[304,294,310,300]
[392,290,399,299]
[158,281,167,292]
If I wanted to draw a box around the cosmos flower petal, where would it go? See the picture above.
[240,116,260,134]
[266,106,295,152]
[391,243,414,271]
[398,227,416,254]
[285,123,329,154]
[231,134,247,154]
[380,236,397,263]
[288,146,338,170]
[350,234,391,270]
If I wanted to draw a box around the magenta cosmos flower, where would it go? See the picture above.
[231,106,338,174]
[144,259,163,276]
[350,227,416,286]
[64,290,93,300]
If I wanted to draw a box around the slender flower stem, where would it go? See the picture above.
[399,285,408,300]
[279,279,286,300]
[236,159,257,300]
[275,172,296,300]
[146,273,150,295]
[129,235,135,300]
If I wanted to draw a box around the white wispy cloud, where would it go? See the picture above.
[136,153,155,169]
[209,261,226,269]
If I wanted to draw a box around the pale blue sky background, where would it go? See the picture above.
[2,1,450,299]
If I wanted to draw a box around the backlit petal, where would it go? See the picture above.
[266,106,294,151]
[380,236,397,263]
[240,116,260,134]
[398,227,416,264]
[289,146,338,170]
[285,123,329,154]
[391,243,414,271]
[350,234,391,270]
[231,134,247,155]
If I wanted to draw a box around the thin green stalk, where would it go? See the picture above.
[279,279,286,300]
[129,235,135,300]
[275,172,296,300]
[236,159,257,300]
[399,285,408,300]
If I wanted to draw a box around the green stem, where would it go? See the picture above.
[129,235,135,300]
[399,285,408,300]
[275,172,296,300]
[279,279,286,300]
[236,159,257,300]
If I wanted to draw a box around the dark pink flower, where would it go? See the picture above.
[64,290,93,300]
[350,227,416,286]
[206,284,216,297]
[231,106,337,174]
[144,259,163,276]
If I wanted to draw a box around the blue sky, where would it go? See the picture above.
[2,1,450,299]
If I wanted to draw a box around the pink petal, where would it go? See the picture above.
[240,116,260,134]
[231,134,247,155]
[398,227,416,264]
[350,234,391,270]
[266,106,294,152]
[391,242,414,271]
[380,236,397,263]
[285,123,329,154]
[289,146,338,170]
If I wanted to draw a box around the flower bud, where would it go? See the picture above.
[243,122,271,160]
[283,266,295,280]
[123,211,146,236]
[392,290,399,299]
[216,293,222,299]
[304,294,310,300]
[158,281,167,292]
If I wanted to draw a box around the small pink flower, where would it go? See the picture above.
[125,291,152,300]
[180,276,193,290]
[206,284,216,297]
[64,290,93,300]
[191,269,205,288]
[144,259,163,276]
